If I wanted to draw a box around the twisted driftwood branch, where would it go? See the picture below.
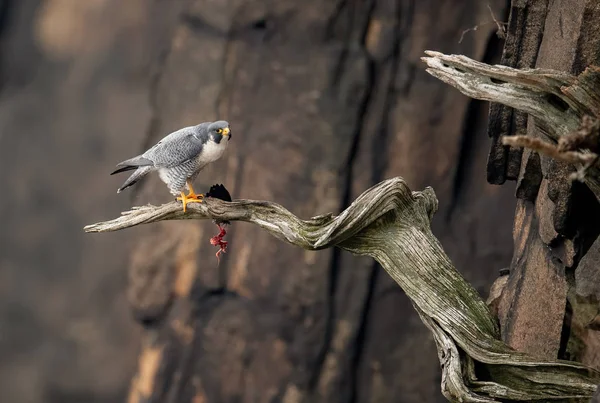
[421,50,600,201]
[85,177,600,401]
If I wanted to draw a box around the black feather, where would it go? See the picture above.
[110,165,137,175]
[206,184,232,226]
[118,180,138,192]
[205,184,232,202]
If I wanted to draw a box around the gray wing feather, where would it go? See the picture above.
[143,126,204,168]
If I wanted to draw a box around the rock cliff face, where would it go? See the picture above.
[0,1,512,402]
[487,0,600,371]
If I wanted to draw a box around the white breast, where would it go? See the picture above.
[198,139,229,164]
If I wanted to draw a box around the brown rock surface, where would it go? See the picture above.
[0,1,514,402]
[488,0,600,369]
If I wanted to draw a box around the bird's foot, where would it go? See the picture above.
[177,192,204,212]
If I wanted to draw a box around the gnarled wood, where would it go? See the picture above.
[421,51,600,201]
[85,177,600,402]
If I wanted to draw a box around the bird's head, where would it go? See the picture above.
[208,120,232,142]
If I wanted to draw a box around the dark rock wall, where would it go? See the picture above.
[488,0,600,369]
[0,1,513,402]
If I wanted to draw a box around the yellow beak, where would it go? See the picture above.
[222,127,230,136]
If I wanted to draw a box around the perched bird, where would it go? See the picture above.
[111,120,232,212]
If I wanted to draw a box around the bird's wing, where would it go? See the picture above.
[143,127,204,168]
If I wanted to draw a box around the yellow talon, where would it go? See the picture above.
[176,182,204,212]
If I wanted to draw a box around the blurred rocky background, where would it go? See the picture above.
[0,1,514,402]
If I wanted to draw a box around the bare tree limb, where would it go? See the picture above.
[421,50,600,201]
[501,135,599,184]
[501,135,596,165]
[85,177,600,401]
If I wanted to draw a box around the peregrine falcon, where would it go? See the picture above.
[111,120,232,212]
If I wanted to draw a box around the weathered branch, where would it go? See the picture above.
[501,135,594,165]
[503,133,598,167]
[85,177,600,401]
[421,50,600,201]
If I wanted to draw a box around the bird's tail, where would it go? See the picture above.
[116,166,153,193]
[111,154,154,193]
[110,155,153,175]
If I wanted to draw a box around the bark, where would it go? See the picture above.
[422,0,600,397]
[85,177,600,402]
[421,51,600,200]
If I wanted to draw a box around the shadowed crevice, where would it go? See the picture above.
[447,30,506,220]
[309,0,377,393]
[348,263,379,403]
[348,2,413,403]
[0,0,14,39]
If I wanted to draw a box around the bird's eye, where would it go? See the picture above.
[216,128,223,134]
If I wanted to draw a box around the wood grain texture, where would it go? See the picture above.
[86,176,600,402]
[425,2,600,394]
